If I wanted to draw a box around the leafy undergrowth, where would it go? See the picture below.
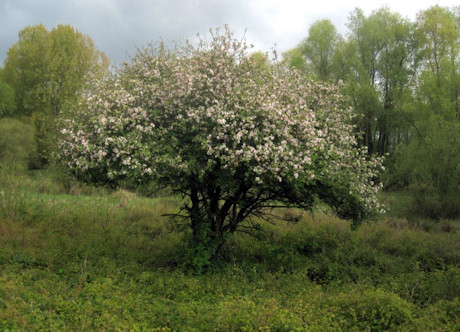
[4,264,458,331]
[0,171,459,330]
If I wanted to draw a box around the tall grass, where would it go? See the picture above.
[0,169,459,330]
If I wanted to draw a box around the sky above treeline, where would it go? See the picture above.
[1,0,458,66]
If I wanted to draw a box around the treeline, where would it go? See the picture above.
[0,5,458,219]
[282,5,459,218]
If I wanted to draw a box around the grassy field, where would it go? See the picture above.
[1,168,459,331]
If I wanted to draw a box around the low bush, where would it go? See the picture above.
[320,288,415,331]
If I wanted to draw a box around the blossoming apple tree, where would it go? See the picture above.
[58,28,383,266]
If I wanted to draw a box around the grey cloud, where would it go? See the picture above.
[0,0,274,66]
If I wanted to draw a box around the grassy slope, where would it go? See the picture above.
[0,170,459,331]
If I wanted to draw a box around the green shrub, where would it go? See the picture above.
[0,118,38,170]
[391,267,460,306]
[410,299,460,331]
[320,288,415,331]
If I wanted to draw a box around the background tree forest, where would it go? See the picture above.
[282,5,459,218]
[0,5,459,219]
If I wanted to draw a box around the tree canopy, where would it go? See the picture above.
[299,19,340,81]
[3,24,109,117]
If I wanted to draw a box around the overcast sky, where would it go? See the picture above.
[1,0,458,66]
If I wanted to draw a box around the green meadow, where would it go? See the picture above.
[1,168,459,331]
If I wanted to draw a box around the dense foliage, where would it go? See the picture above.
[58,28,383,266]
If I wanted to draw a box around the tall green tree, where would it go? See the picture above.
[3,24,109,164]
[304,19,340,80]
[3,24,51,116]
[281,48,307,72]
[296,19,341,81]
[3,24,109,117]
[48,25,110,116]
[341,7,414,155]
[415,5,459,121]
